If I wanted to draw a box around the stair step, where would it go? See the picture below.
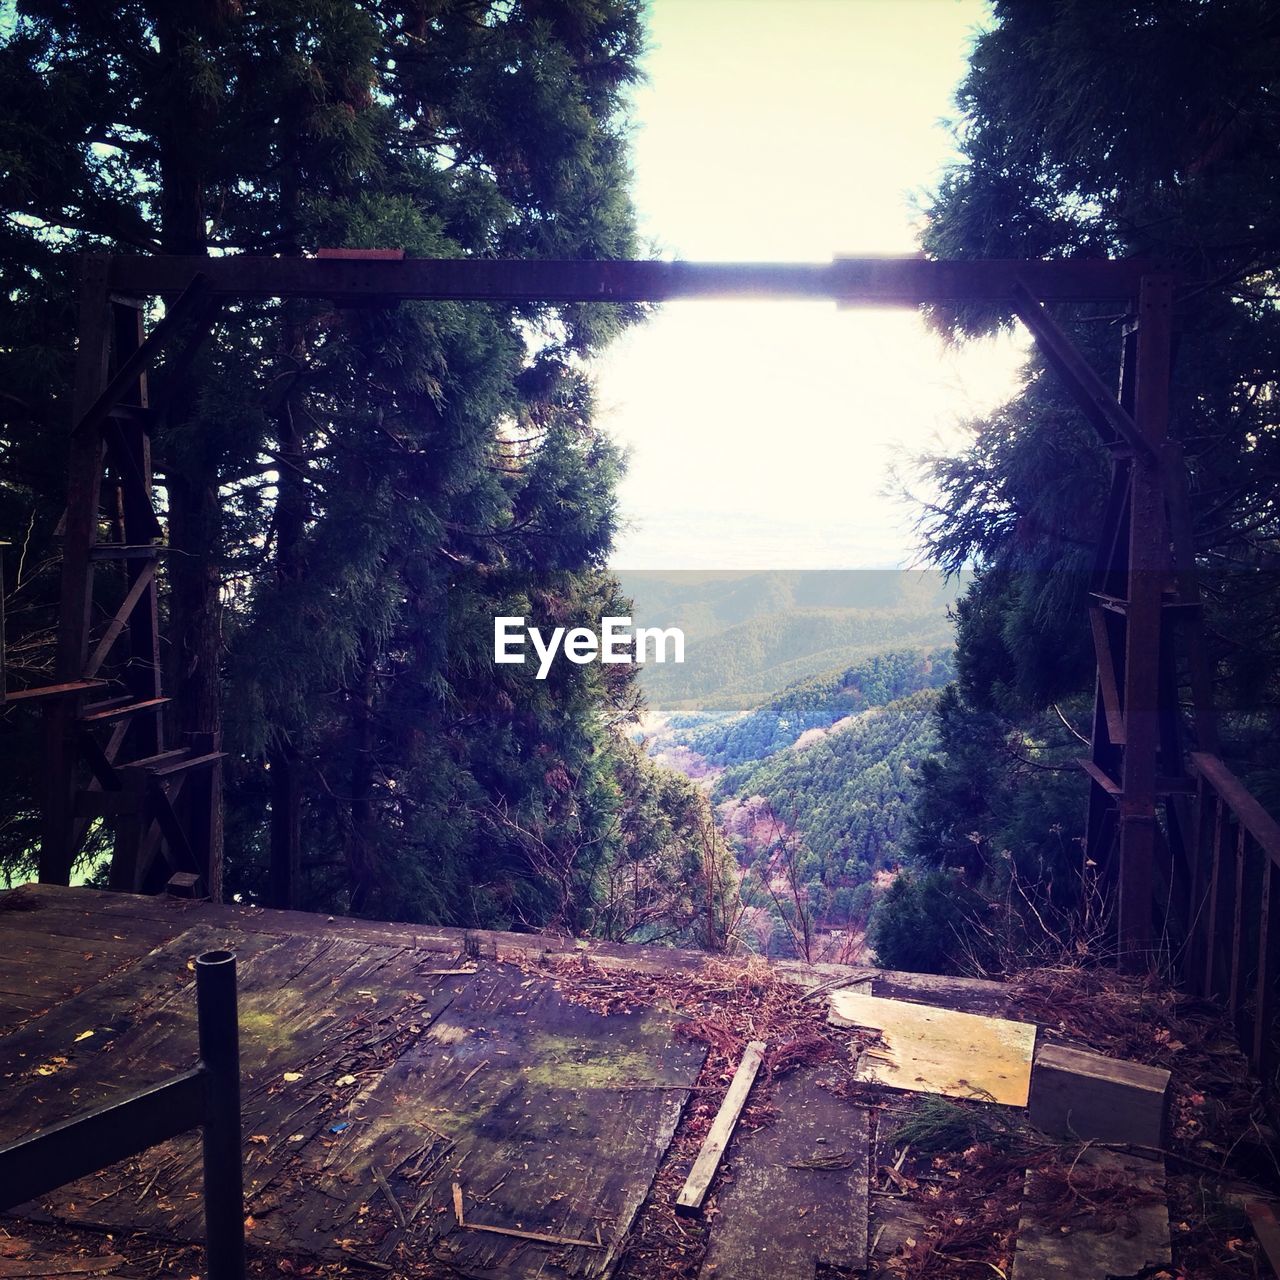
[3,679,107,704]
[79,696,170,725]
[136,749,225,779]
[88,544,161,561]
[121,748,192,772]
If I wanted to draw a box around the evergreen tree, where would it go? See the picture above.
[882,0,1280,970]
[1,2,736,941]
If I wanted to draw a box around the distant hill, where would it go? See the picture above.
[719,687,943,930]
[615,570,962,711]
[690,649,955,768]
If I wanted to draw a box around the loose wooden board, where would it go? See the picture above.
[1011,1149,1169,1279]
[676,1040,765,1215]
[699,1067,869,1279]
[829,990,1037,1106]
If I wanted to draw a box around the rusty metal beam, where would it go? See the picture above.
[101,254,1156,305]
[1010,281,1155,459]
[1117,273,1176,970]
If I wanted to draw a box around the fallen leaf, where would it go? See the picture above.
[75,1029,95,1043]
[283,1072,302,1083]
[337,1074,356,1087]
[250,1135,269,1146]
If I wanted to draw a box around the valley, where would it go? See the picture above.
[623,571,961,962]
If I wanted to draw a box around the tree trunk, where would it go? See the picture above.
[267,739,303,908]
[265,310,309,908]
[346,636,376,914]
[151,2,224,896]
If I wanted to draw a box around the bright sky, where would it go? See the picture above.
[595,0,1026,570]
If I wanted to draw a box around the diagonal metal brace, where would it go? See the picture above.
[1011,281,1156,462]
[73,273,214,440]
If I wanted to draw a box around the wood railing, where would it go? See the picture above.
[1181,752,1280,1095]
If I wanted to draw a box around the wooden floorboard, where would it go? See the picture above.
[0,924,288,1137]
[0,886,905,1277]
[700,1067,870,1279]
[15,934,470,1242]
[261,963,707,1276]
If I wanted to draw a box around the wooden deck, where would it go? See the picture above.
[0,885,904,1276]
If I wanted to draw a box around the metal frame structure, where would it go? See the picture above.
[0,252,1244,980]
[0,949,245,1280]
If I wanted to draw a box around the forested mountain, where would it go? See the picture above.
[689,648,954,768]
[636,640,952,955]
[621,570,959,710]
[875,0,1280,973]
[0,1,736,944]
[724,688,940,930]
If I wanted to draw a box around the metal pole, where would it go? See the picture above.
[195,950,244,1280]
[1117,273,1175,972]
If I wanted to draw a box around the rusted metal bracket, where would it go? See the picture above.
[1010,280,1155,460]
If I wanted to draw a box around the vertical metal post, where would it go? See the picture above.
[195,950,244,1280]
[41,257,112,884]
[1117,273,1175,970]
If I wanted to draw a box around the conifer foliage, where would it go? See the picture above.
[0,1,735,943]
[878,0,1280,971]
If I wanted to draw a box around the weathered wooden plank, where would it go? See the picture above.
[676,1040,766,1216]
[0,1252,125,1278]
[0,922,149,960]
[830,990,1037,1106]
[0,884,206,931]
[1191,752,1280,866]
[11,936,465,1241]
[0,925,284,1130]
[1,681,106,703]
[263,964,705,1277]
[699,1068,869,1278]
[4,885,1015,1007]
[0,950,130,1004]
[1028,1043,1169,1147]
[0,994,49,1030]
[1246,1200,1280,1275]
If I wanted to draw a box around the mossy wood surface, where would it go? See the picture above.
[0,890,711,1278]
[699,1067,869,1278]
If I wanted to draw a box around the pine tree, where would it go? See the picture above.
[0,2,741,942]
[885,0,1280,969]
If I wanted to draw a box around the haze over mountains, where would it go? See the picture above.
[617,570,961,711]
[620,570,961,958]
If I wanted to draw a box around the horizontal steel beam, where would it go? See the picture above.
[0,1068,206,1211]
[102,255,1157,305]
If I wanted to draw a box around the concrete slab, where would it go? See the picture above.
[1012,1148,1169,1280]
